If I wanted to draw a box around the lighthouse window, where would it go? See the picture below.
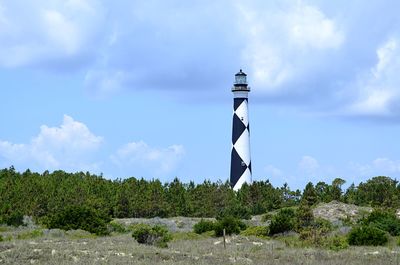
[241,161,246,167]
[241,117,244,121]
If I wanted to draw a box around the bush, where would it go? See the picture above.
[132,224,172,248]
[108,221,127,234]
[261,213,273,222]
[360,209,400,236]
[269,208,296,235]
[324,235,349,251]
[241,226,269,237]
[193,219,215,234]
[0,234,3,242]
[214,216,247,237]
[43,206,111,236]
[347,225,388,246]
[0,212,24,227]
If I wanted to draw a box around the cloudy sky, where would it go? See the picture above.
[1,0,400,189]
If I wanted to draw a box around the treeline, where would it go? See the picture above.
[0,167,399,222]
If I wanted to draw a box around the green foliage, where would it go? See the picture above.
[269,208,296,235]
[261,212,273,222]
[108,221,127,234]
[131,224,172,248]
[0,234,3,242]
[331,178,346,201]
[17,229,44,240]
[347,225,388,246]
[314,218,333,234]
[214,216,247,237]
[240,226,269,237]
[171,232,205,241]
[301,182,318,206]
[360,209,400,236]
[43,205,111,236]
[237,181,287,215]
[193,219,215,234]
[295,204,314,230]
[1,167,400,224]
[354,176,399,207]
[0,212,24,227]
[324,235,349,251]
[217,203,252,220]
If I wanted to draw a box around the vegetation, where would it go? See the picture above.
[131,224,172,248]
[2,167,400,248]
[359,209,400,236]
[214,216,247,236]
[16,229,44,240]
[193,219,215,234]
[269,208,296,235]
[323,235,349,251]
[108,220,128,234]
[240,225,269,237]
[43,205,111,236]
[0,212,24,227]
[2,168,400,223]
[347,225,388,246]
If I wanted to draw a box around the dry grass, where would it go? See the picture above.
[1,226,400,265]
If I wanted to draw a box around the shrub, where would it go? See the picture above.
[295,204,314,230]
[241,226,269,237]
[214,216,247,237]
[0,234,3,242]
[324,235,349,251]
[314,218,333,234]
[132,224,172,248]
[1,212,24,227]
[43,206,111,236]
[261,213,273,222]
[360,209,400,236]
[347,225,388,246]
[108,221,127,234]
[193,219,215,234]
[269,208,296,235]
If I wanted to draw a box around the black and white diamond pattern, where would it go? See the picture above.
[230,97,252,191]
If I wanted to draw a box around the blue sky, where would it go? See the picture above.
[1,0,400,189]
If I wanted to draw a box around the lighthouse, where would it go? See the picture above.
[230,69,252,191]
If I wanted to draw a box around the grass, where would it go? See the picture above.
[171,232,209,241]
[2,217,400,265]
[1,230,400,264]
[0,226,10,232]
[16,229,44,240]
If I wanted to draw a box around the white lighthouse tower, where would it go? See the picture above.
[230,69,252,191]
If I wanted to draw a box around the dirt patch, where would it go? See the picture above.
[313,201,372,225]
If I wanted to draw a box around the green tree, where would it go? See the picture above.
[301,182,318,206]
[331,178,345,201]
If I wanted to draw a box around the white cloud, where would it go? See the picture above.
[0,115,103,172]
[347,38,400,117]
[350,157,400,177]
[264,164,283,178]
[298,155,320,174]
[84,69,128,98]
[237,1,344,91]
[0,0,105,68]
[111,141,185,177]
